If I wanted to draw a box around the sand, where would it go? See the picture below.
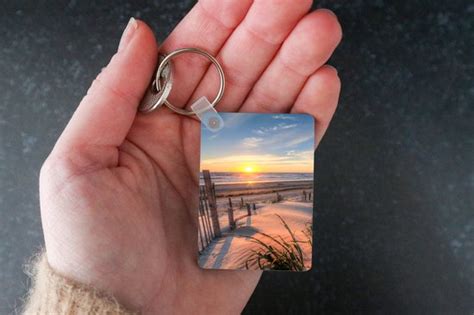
[213,180,313,230]
[198,201,313,271]
[214,180,313,197]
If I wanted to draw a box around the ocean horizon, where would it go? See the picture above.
[199,171,314,185]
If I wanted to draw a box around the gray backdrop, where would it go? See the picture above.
[1,0,473,314]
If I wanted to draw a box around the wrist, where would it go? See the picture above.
[45,248,146,313]
[24,252,134,314]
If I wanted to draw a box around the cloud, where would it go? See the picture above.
[241,137,264,148]
[287,150,314,160]
[280,123,297,129]
[203,151,313,165]
[201,152,314,172]
[284,135,313,147]
[253,123,297,135]
[272,115,297,120]
[250,129,313,149]
[202,153,312,166]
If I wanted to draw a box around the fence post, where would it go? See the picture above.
[240,197,244,208]
[228,198,235,229]
[303,190,307,201]
[203,170,221,237]
[246,203,252,216]
[200,187,212,243]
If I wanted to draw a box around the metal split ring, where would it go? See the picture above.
[138,55,173,113]
[139,47,225,116]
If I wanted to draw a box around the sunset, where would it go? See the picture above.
[200,113,314,174]
[243,165,255,173]
[198,113,315,271]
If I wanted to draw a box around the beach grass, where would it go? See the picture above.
[244,214,312,271]
[303,222,312,246]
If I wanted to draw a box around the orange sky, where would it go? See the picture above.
[201,152,314,173]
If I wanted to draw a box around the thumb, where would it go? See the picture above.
[54,18,158,166]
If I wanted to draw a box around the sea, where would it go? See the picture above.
[199,172,313,185]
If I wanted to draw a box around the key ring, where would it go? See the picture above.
[156,47,225,116]
[138,55,173,113]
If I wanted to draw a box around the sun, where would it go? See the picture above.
[243,166,254,173]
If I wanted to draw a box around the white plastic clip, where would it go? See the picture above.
[190,96,224,132]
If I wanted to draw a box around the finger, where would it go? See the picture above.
[55,19,158,162]
[290,65,341,146]
[189,0,312,112]
[240,9,342,113]
[159,0,252,107]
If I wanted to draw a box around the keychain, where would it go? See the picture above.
[140,48,314,272]
[139,47,225,131]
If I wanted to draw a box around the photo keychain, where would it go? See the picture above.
[139,48,314,272]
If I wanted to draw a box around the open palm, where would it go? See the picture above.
[40,1,341,313]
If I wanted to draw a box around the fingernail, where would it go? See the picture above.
[326,64,338,75]
[319,8,337,18]
[118,17,138,52]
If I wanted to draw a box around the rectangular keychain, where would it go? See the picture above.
[139,48,314,271]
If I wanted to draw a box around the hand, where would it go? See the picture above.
[40,1,342,313]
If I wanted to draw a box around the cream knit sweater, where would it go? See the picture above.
[23,254,133,314]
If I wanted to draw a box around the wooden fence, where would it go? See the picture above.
[198,185,215,252]
[198,170,222,253]
[302,190,313,202]
[225,198,256,231]
[198,170,313,253]
[198,170,256,252]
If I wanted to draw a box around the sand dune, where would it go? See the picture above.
[199,201,313,270]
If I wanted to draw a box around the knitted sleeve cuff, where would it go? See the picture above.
[22,253,134,314]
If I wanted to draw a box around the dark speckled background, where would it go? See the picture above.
[1,0,473,314]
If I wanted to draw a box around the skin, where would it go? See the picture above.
[39,0,342,314]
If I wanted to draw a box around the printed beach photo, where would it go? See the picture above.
[197,113,314,271]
